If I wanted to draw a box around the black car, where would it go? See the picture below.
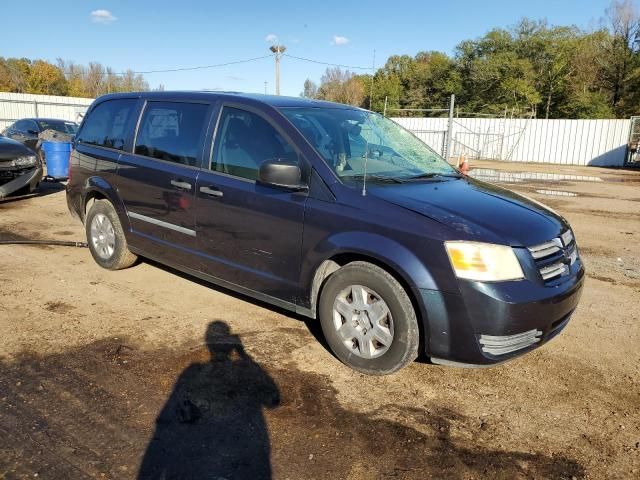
[2,118,78,151]
[66,92,584,375]
[0,135,43,198]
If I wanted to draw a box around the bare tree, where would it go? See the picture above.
[301,78,318,98]
[85,62,106,98]
[316,67,365,106]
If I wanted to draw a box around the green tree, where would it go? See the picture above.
[456,29,540,115]
[302,1,640,119]
[559,31,615,118]
[601,0,640,116]
[514,20,579,118]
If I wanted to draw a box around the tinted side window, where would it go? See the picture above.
[212,107,297,180]
[77,99,136,150]
[135,101,209,167]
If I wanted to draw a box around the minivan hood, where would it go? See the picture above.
[368,177,567,246]
[0,136,32,160]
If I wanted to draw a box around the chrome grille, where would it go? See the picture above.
[561,229,574,246]
[539,262,568,280]
[528,230,577,283]
[528,238,563,259]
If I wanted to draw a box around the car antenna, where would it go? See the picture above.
[362,139,368,196]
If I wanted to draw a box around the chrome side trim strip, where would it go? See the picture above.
[128,211,197,237]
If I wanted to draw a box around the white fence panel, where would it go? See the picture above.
[392,117,448,156]
[0,92,94,131]
[392,116,631,166]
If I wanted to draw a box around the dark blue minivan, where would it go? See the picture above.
[66,92,584,374]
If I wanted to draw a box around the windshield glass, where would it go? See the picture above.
[280,107,456,182]
[37,120,78,135]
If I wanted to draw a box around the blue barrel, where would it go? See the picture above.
[42,141,71,180]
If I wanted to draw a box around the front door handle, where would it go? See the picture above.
[199,186,223,197]
[170,179,192,190]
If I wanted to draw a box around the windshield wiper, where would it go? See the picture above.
[404,172,462,181]
[341,174,404,184]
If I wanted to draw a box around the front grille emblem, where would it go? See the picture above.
[528,230,577,282]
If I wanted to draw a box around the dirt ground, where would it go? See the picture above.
[0,160,639,479]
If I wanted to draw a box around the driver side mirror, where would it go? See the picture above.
[258,158,307,191]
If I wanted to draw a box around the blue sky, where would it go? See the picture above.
[1,0,615,96]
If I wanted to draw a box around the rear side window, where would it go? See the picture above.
[135,101,209,167]
[212,106,297,180]
[77,99,136,150]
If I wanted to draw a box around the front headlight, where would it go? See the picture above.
[14,155,37,167]
[445,241,524,282]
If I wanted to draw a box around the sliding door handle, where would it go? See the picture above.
[170,179,192,190]
[199,186,223,197]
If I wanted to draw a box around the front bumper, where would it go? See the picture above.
[420,258,585,366]
[0,165,43,198]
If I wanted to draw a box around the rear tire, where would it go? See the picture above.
[318,261,419,375]
[85,199,137,270]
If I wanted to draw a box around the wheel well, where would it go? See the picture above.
[310,253,426,353]
[83,191,106,221]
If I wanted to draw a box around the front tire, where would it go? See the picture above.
[318,261,419,375]
[85,199,137,270]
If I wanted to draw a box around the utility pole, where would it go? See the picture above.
[369,49,376,110]
[445,93,455,160]
[264,81,268,95]
[269,45,286,95]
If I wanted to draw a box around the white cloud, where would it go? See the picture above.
[332,35,349,46]
[265,33,278,43]
[90,9,117,24]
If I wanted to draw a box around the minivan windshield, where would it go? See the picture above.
[37,119,78,135]
[280,107,458,182]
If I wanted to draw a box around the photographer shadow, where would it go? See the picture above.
[138,321,280,480]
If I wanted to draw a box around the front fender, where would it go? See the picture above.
[300,231,443,318]
[300,231,452,351]
[319,231,439,290]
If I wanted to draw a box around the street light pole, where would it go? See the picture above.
[269,44,286,95]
